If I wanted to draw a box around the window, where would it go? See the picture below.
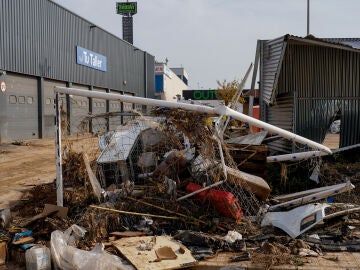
[45,98,51,105]
[27,97,33,104]
[9,95,17,104]
[18,96,25,104]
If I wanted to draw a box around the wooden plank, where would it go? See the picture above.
[229,150,267,161]
[112,236,197,270]
[0,242,6,266]
[226,166,270,201]
[44,204,68,219]
[18,209,58,227]
[110,231,145,238]
[195,251,360,269]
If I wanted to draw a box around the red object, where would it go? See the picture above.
[251,106,261,133]
[186,183,243,220]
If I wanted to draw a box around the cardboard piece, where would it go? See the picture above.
[112,236,197,270]
[44,204,68,219]
[155,246,177,261]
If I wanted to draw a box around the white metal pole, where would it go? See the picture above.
[267,150,325,163]
[217,106,332,154]
[55,92,63,206]
[54,87,332,154]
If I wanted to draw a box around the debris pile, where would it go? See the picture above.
[1,106,360,270]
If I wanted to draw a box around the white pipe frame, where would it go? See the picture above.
[54,86,332,154]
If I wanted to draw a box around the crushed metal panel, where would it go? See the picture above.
[261,203,329,238]
[225,131,267,145]
[269,181,354,211]
[260,35,287,105]
[97,121,147,163]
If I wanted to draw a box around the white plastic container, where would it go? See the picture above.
[25,245,51,270]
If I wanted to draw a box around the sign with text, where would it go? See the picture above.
[183,90,218,100]
[116,2,137,15]
[76,46,107,72]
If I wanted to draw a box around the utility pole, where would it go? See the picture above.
[307,0,310,35]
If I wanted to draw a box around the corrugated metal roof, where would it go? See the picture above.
[319,38,360,50]
[285,35,360,53]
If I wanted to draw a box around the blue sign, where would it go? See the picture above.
[76,46,107,72]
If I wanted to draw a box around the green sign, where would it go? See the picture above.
[182,90,218,100]
[116,2,137,15]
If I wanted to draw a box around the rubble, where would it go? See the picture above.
[1,102,360,269]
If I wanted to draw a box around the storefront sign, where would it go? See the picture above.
[76,46,107,72]
[155,65,172,78]
[183,90,218,100]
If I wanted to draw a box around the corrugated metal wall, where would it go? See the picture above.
[261,37,360,151]
[0,0,153,97]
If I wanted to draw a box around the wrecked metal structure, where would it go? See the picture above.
[258,35,360,153]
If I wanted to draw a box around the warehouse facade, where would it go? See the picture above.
[0,0,155,143]
[259,35,360,153]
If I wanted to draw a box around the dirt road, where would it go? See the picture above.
[0,138,56,209]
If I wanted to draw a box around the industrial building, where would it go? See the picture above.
[258,35,360,153]
[0,0,155,143]
[154,63,189,101]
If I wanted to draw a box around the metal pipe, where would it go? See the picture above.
[217,106,332,154]
[267,150,325,163]
[267,143,360,163]
[54,87,332,153]
[55,92,63,206]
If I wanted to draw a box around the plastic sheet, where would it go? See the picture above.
[51,229,134,270]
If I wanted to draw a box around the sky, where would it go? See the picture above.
[52,0,360,89]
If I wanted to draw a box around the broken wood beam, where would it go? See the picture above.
[89,205,180,220]
[127,197,208,225]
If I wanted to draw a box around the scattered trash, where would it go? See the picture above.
[0,209,11,229]
[3,101,360,269]
[112,236,196,270]
[25,245,51,270]
[261,203,329,238]
[330,120,341,134]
